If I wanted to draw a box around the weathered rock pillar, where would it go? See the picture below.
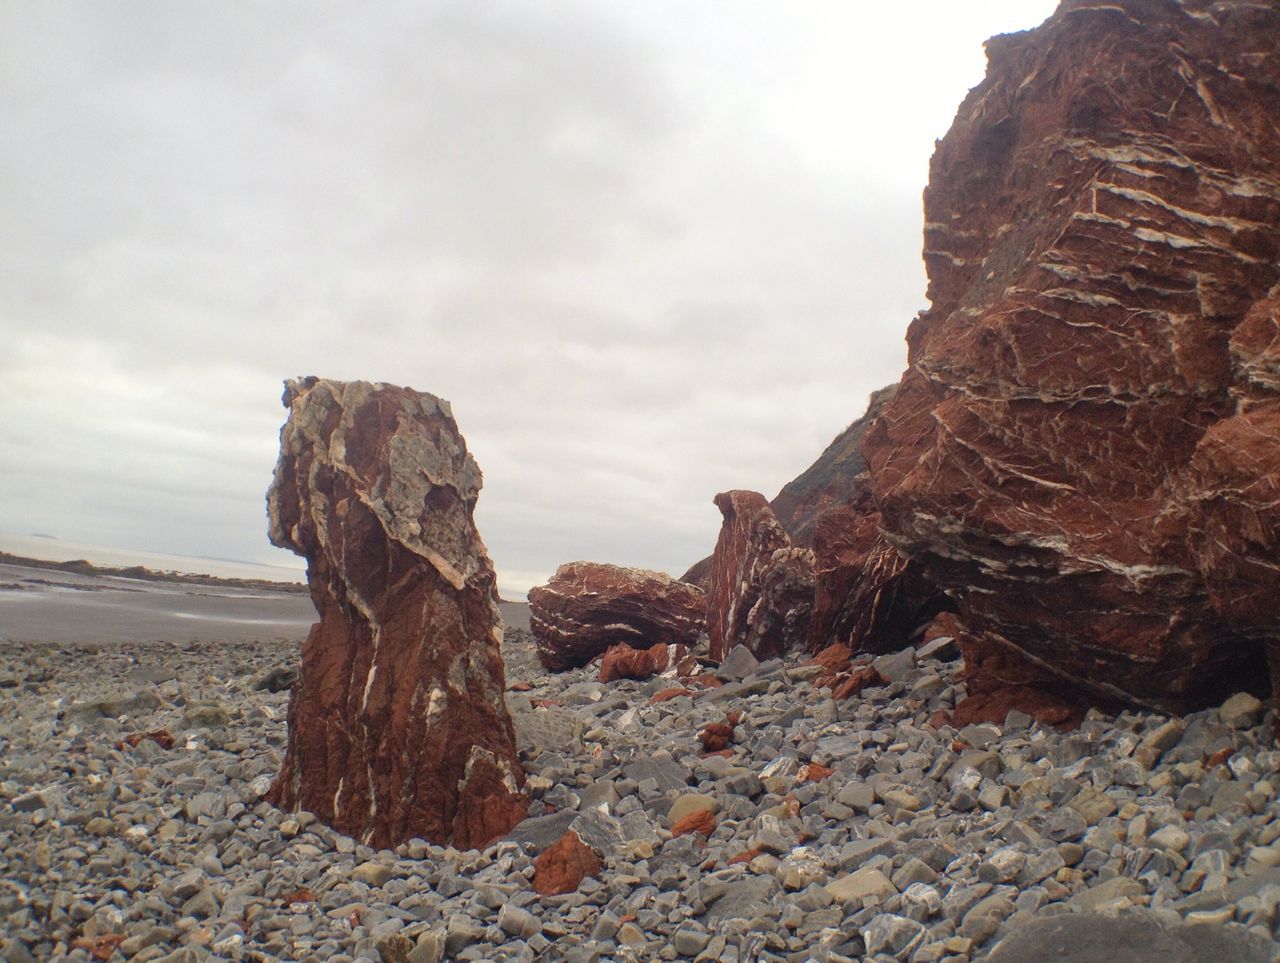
[266,377,527,849]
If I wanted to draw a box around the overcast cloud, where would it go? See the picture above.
[0,1,1059,596]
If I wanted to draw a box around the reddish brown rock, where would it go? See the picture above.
[728,848,762,865]
[698,710,742,752]
[648,687,695,705]
[706,491,815,662]
[118,729,175,751]
[266,377,526,850]
[798,762,835,784]
[686,389,943,657]
[671,809,716,838]
[807,644,887,701]
[806,495,944,655]
[597,642,693,683]
[529,562,705,672]
[1182,292,1280,630]
[533,830,602,897]
[863,0,1280,716]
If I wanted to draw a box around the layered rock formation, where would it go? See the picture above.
[529,562,705,672]
[806,494,945,656]
[266,377,527,849]
[684,387,942,656]
[863,0,1280,716]
[706,490,815,662]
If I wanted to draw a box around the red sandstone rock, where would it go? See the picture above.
[698,710,742,752]
[862,0,1280,716]
[706,491,815,662]
[671,809,716,838]
[118,730,175,751]
[648,687,695,705]
[266,377,527,849]
[698,724,732,752]
[807,497,943,655]
[597,642,693,683]
[529,562,705,672]
[533,830,602,896]
[798,763,834,784]
[831,666,887,702]
[807,644,887,701]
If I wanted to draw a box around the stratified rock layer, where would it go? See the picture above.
[706,491,815,662]
[863,0,1280,713]
[266,377,527,849]
[806,495,945,656]
[529,562,705,672]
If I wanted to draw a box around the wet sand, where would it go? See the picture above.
[0,561,531,644]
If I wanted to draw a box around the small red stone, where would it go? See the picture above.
[533,831,602,897]
[671,809,716,838]
[648,687,694,705]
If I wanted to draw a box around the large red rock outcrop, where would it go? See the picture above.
[529,562,705,671]
[863,0,1280,715]
[266,377,527,849]
[706,490,815,662]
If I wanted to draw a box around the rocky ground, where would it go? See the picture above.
[2,629,1280,962]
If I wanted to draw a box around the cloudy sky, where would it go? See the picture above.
[0,0,1058,596]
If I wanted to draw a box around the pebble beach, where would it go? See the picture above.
[3,615,1280,962]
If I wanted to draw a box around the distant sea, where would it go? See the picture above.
[0,532,306,584]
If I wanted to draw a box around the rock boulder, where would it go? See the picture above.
[266,377,527,849]
[529,561,705,672]
[863,0,1280,715]
[706,490,815,662]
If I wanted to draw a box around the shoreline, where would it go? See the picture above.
[0,551,309,595]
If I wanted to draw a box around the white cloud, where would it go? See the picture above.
[0,0,1059,597]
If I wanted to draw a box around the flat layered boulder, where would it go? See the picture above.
[706,490,815,662]
[529,562,705,671]
[862,0,1280,715]
[266,377,527,849]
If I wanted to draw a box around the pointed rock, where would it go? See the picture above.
[706,490,815,662]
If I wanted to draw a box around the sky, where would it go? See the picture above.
[0,0,1060,597]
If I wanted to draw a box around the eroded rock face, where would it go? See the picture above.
[706,490,815,662]
[266,377,527,849]
[529,562,705,672]
[863,0,1280,714]
[807,495,945,655]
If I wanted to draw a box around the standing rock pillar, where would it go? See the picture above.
[266,377,527,849]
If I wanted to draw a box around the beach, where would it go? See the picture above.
[2,574,1279,962]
